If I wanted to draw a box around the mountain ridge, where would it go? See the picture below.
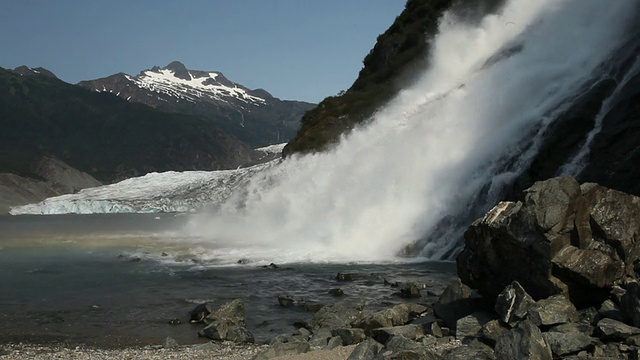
[78,61,315,147]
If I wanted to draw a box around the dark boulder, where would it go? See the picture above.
[311,299,365,331]
[621,281,640,327]
[595,318,640,341]
[433,278,485,332]
[277,295,305,308]
[494,320,552,360]
[494,281,535,326]
[199,299,254,344]
[347,339,384,360]
[190,302,215,323]
[542,331,594,357]
[371,324,424,345]
[458,177,640,307]
[331,327,366,345]
[455,311,495,341]
[527,294,578,327]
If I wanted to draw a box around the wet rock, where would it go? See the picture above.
[399,282,422,298]
[332,327,366,345]
[190,302,215,323]
[527,294,578,326]
[542,331,594,357]
[252,341,310,359]
[595,318,640,341]
[205,299,246,326]
[371,324,423,345]
[277,294,305,308]
[494,320,552,360]
[495,281,535,326]
[336,272,354,281]
[226,325,255,344]
[328,288,344,297]
[346,339,384,360]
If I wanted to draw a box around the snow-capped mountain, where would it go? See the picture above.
[79,61,315,147]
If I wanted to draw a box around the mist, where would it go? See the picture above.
[184,0,638,264]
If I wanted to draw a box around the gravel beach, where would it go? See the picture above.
[0,342,359,360]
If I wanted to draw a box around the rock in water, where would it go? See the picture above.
[457,176,640,307]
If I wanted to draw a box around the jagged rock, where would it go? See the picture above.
[311,300,365,331]
[204,299,246,326]
[355,303,427,334]
[549,322,594,335]
[298,327,311,339]
[458,177,640,307]
[479,319,509,346]
[595,318,640,341]
[494,320,552,360]
[252,341,310,360]
[495,281,535,326]
[542,331,594,357]
[190,302,215,323]
[331,328,366,345]
[455,311,495,341]
[347,339,384,360]
[277,294,305,308]
[399,282,422,298]
[621,281,640,327]
[528,294,578,326]
[322,336,343,351]
[626,334,640,346]
[442,345,496,360]
[379,335,442,359]
[199,299,253,344]
[599,299,628,322]
[371,325,423,345]
[426,320,444,338]
[434,278,484,332]
[308,328,333,347]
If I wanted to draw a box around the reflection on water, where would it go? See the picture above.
[0,214,455,346]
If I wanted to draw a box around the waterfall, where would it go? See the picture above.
[185,0,639,264]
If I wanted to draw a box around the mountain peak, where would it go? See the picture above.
[12,65,58,79]
[163,61,190,80]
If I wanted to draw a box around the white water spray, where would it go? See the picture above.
[185,0,638,264]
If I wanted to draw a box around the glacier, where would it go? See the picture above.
[10,162,275,215]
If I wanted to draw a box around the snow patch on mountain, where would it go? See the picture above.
[126,67,266,106]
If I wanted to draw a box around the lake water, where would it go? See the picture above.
[0,214,456,347]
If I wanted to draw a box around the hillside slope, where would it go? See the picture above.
[0,67,261,183]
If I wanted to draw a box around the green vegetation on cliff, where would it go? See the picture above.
[283,0,455,156]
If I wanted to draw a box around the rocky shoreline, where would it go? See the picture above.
[2,176,639,359]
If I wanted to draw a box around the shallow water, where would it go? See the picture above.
[0,214,455,347]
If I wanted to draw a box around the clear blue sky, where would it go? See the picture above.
[1,1,407,103]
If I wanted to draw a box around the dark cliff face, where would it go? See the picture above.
[0,67,261,183]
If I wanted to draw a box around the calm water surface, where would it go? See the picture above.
[0,214,455,347]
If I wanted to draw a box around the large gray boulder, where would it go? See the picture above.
[527,294,578,326]
[458,176,640,307]
[494,320,552,360]
[355,303,427,334]
[199,299,254,343]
